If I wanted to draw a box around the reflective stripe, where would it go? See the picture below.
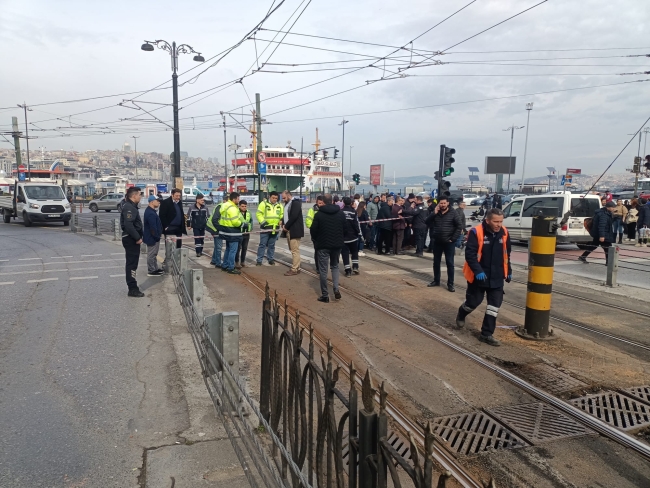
[486,308,499,317]
[461,302,475,313]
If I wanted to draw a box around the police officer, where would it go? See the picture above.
[256,191,284,266]
[456,208,512,346]
[121,186,145,297]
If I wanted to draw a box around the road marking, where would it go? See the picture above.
[81,254,102,257]
[109,274,122,277]
[18,257,42,261]
[69,276,98,280]
[0,259,9,262]
[111,252,123,255]
[0,259,118,269]
[27,278,59,283]
[0,266,121,277]
[0,281,15,285]
[50,256,74,259]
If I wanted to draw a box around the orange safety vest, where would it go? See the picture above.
[462,224,509,283]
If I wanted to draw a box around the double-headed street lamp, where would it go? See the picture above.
[141,40,204,188]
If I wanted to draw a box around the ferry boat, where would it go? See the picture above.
[230,129,343,193]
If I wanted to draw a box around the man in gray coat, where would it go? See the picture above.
[366,195,380,250]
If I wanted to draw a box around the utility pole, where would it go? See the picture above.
[521,103,533,192]
[503,124,524,194]
[11,117,23,169]
[222,113,228,195]
[132,136,139,185]
[256,93,263,200]
[349,145,354,187]
[634,130,643,196]
[17,103,31,180]
[339,119,348,194]
[299,137,304,200]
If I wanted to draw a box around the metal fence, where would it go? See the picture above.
[69,213,117,237]
[259,287,460,488]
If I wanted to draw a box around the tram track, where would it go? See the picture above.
[186,243,650,463]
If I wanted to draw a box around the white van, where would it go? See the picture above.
[502,193,601,246]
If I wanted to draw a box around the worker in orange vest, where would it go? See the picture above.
[456,208,512,346]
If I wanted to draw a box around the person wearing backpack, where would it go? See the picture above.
[579,201,616,264]
[206,200,224,268]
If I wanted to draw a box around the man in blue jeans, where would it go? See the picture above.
[206,201,224,268]
[255,191,284,266]
[425,197,463,292]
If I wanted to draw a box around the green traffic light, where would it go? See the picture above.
[443,167,455,176]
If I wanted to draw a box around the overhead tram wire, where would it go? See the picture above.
[225,0,479,115]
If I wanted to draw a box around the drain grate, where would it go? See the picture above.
[622,385,650,406]
[521,363,587,394]
[570,391,650,431]
[430,411,530,456]
[487,402,594,444]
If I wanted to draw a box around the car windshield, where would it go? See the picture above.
[570,198,600,217]
[24,185,65,200]
[522,197,563,217]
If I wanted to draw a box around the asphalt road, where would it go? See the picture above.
[0,221,188,487]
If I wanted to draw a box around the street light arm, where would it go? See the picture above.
[176,44,201,56]
[145,39,173,53]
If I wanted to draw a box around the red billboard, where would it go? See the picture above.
[566,168,582,175]
[370,164,384,186]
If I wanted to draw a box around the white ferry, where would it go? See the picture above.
[230,130,343,193]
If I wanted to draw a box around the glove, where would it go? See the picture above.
[551,222,560,232]
[506,274,512,283]
[475,272,487,281]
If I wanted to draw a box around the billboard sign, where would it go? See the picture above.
[484,156,516,175]
[156,183,168,193]
[369,164,384,186]
[566,168,581,175]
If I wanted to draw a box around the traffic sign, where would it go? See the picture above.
[561,174,573,186]
[18,172,25,181]
[258,152,266,162]
[258,162,267,175]
[261,174,268,190]
[18,164,25,172]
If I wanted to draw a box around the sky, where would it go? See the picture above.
[1,0,649,182]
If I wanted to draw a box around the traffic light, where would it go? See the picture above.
[437,145,456,198]
[434,170,440,182]
[353,173,360,185]
[333,149,339,159]
[633,157,641,173]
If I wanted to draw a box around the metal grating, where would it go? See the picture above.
[486,403,594,444]
[622,385,650,406]
[570,391,650,431]
[430,411,530,456]
[520,363,587,394]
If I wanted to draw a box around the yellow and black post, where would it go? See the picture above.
[517,208,558,340]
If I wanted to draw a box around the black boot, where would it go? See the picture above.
[618,235,622,244]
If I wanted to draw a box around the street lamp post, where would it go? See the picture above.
[132,136,139,185]
[17,103,32,179]
[503,124,525,193]
[339,119,348,194]
[141,40,204,190]
[521,103,533,192]
[642,127,650,159]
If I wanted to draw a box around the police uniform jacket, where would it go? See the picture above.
[120,199,143,240]
[342,205,361,243]
[465,221,512,288]
[187,204,209,229]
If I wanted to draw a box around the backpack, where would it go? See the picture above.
[583,217,593,232]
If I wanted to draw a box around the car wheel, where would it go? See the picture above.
[105,209,111,212]
[3,212,11,224]
[63,219,69,227]
[23,212,32,227]
[89,203,98,212]
[116,204,121,211]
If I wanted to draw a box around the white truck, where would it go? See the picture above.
[0,181,72,226]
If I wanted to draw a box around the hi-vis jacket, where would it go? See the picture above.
[206,202,222,235]
[218,201,244,236]
[305,204,319,228]
[463,222,511,287]
[240,210,253,234]
[256,200,283,234]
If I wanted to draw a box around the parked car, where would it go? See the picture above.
[501,193,601,245]
[462,193,479,201]
[88,193,124,212]
[470,197,485,206]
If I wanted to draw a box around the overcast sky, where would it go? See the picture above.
[1,0,649,181]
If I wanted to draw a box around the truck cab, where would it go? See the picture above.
[1,181,72,226]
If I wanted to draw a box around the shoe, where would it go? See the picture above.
[353,269,360,275]
[456,315,465,328]
[635,243,642,247]
[414,253,423,257]
[240,263,246,268]
[578,256,587,263]
[128,288,145,298]
[317,296,330,303]
[334,289,342,300]
[358,251,366,257]
[376,251,384,255]
[447,283,455,292]
[214,264,222,269]
[424,249,433,253]
[284,269,298,276]
[221,267,228,272]
[256,262,263,266]
[268,260,276,265]
[479,334,501,346]
[227,269,241,275]
[398,251,406,255]
[345,270,352,278]
[196,252,201,257]
[147,270,163,276]
[427,281,440,287]
[235,263,242,269]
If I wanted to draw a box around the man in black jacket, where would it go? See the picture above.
[579,201,616,264]
[282,190,304,275]
[159,189,187,249]
[376,197,394,255]
[120,187,145,297]
[426,197,462,292]
[310,194,345,302]
[341,197,361,276]
[404,195,428,256]
[456,208,512,346]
